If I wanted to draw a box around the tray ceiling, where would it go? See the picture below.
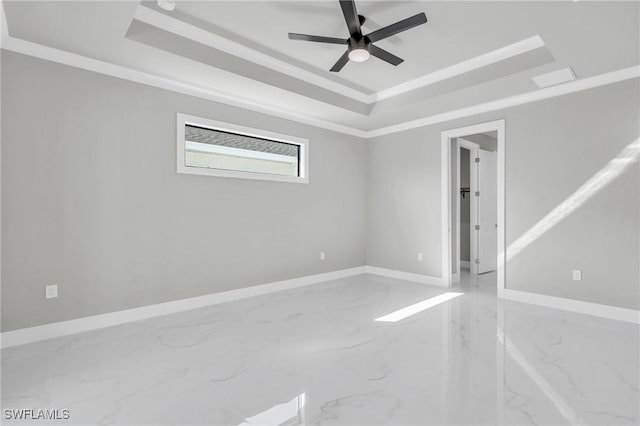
[2,1,638,133]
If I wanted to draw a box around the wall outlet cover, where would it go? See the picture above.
[572,270,582,281]
[320,252,325,261]
[45,285,58,299]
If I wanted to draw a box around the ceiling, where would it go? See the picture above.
[170,0,638,92]
[2,1,639,134]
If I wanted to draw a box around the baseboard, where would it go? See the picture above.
[502,289,640,324]
[8,267,632,348]
[364,266,446,287]
[460,260,471,268]
[1,266,366,348]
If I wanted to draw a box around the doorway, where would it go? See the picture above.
[441,120,505,295]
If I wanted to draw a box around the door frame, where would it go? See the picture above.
[457,138,480,276]
[440,119,505,296]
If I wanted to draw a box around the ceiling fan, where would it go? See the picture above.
[287,0,427,72]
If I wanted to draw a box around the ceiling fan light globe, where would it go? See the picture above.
[348,48,370,62]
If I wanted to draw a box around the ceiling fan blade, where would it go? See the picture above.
[288,33,347,44]
[361,16,401,45]
[339,0,362,37]
[370,44,404,66]
[366,13,427,43]
[330,50,350,72]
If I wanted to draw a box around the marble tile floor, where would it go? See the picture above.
[2,272,638,425]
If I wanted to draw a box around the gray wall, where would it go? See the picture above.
[366,127,442,276]
[1,51,368,331]
[368,79,639,310]
[2,51,639,332]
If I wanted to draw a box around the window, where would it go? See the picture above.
[177,113,309,183]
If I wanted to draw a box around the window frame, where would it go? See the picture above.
[176,113,309,184]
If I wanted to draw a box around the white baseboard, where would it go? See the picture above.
[460,260,471,268]
[502,289,640,324]
[5,267,636,348]
[364,266,446,287]
[1,266,366,348]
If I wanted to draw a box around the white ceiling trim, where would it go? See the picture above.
[1,32,638,140]
[1,35,368,137]
[134,5,548,106]
[0,0,8,44]
[134,5,373,104]
[374,35,545,102]
[367,65,640,138]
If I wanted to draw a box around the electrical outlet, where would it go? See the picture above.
[45,285,58,299]
[417,253,423,261]
[320,251,325,261]
[572,270,582,281]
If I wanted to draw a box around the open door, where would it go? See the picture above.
[476,149,497,274]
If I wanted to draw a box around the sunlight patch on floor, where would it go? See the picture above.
[375,292,463,322]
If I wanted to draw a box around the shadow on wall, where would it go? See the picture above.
[504,137,639,265]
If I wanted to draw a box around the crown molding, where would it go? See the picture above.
[374,35,546,102]
[367,65,640,138]
[1,32,638,140]
[134,5,548,106]
[1,35,369,138]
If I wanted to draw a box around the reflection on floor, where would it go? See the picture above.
[2,272,638,425]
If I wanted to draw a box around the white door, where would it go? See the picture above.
[476,149,497,274]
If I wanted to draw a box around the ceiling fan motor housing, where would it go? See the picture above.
[348,36,370,53]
